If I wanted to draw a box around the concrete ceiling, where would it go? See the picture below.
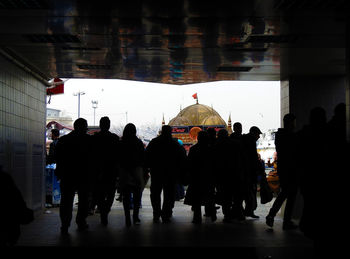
[0,0,348,85]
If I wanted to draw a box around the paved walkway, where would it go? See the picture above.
[15,188,314,258]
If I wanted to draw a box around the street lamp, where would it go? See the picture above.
[91,100,98,125]
[73,91,85,118]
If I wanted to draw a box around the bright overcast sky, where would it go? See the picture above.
[47,79,281,133]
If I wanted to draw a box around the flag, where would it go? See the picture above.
[47,78,64,95]
[192,93,198,99]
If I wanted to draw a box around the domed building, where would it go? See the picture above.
[165,102,232,151]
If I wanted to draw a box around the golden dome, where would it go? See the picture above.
[169,103,227,126]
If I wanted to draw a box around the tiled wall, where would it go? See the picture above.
[0,55,46,211]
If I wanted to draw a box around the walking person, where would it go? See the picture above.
[204,127,219,217]
[91,116,120,226]
[266,113,299,230]
[184,131,217,224]
[145,125,187,223]
[119,123,147,227]
[47,128,60,165]
[213,129,241,223]
[55,118,91,235]
[241,126,263,219]
[230,122,246,221]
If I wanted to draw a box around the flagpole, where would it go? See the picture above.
[192,93,199,104]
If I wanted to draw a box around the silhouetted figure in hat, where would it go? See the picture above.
[91,116,120,226]
[241,126,263,219]
[266,113,299,230]
[184,131,217,223]
[55,118,91,235]
[145,125,187,223]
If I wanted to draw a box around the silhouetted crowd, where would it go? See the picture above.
[1,103,348,247]
[54,103,348,240]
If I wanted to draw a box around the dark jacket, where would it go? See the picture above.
[184,141,215,205]
[55,130,92,184]
[241,133,259,184]
[274,128,298,185]
[91,130,120,181]
[47,139,59,165]
[145,135,186,181]
[119,136,145,169]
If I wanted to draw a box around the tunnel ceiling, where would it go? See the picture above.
[0,0,347,85]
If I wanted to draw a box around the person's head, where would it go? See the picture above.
[233,122,242,134]
[197,130,209,144]
[123,123,137,139]
[51,129,60,139]
[99,116,110,131]
[334,102,346,120]
[206,127,216,139]
[161,125,172,138]
[249,126,262,141]
[283,113,296,131]
[217,128,228,139]
[73,118,88,134]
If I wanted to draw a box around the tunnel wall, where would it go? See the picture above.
[281,75,346,130]
[0,54,46,211]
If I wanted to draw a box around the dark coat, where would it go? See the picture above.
[119,136,145,169]
[47,139,59,165]
[184,142,215,206]
[241,133,259,184]
[55,130,92,185]
[274,128,298,185]
[119,136,146,189]
[145,135,186,182]
[213,136,241,185]
[91,130,120,182]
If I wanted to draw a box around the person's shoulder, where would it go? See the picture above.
[136,137,144,146]
[150,135,161,144]
[57,133,70,142]
[108,131,120,140]
[189,143,199,151]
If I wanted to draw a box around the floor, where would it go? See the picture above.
[14,188,314,258]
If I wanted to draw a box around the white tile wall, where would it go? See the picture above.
[0,55,46,211]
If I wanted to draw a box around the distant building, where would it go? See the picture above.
[46,108,74,149]
[167,102,231,152]
[46,108,73,127]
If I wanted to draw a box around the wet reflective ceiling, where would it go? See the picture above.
[0,0,347,84]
